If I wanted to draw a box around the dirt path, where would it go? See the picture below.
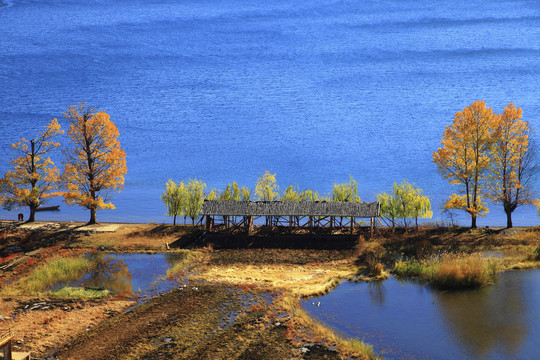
[52,284,340,360]
[54,286,221,360]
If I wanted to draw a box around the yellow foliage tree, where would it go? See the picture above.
[489,103,538,228]
[62,102,127,224]
[433,100,495,228]
[0,119,63,222]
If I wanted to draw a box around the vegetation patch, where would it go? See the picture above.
[6,255,94,295]
[50,286,110,298]
[393,253,499,289]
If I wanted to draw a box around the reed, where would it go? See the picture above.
[16,256,93,294]
[394,253,498,289]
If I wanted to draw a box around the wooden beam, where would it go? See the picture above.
[248,216,253,235]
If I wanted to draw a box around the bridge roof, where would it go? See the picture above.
[201,200,379,218]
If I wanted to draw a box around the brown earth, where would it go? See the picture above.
[1,222,538,359]
[52,284,339,360]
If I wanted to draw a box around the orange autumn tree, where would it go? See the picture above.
[62,103,127,224]
[0,119,63,222]
[489,103,538,228]
[433,100,495,228]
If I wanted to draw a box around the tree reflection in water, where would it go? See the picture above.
[82,253,133,296]
[434,272,527,359]
[367,280,385,306]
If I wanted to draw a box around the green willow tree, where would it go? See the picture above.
[255,170,279,201]
[378,181,432,231]
[331,176,360,226]
[206,189,218,200]
[331,176,361,202]
[185,179,206,225]
[299,189,320,201]
[282,185,300,202]
[160,179,187,225]
[255,170,279,226]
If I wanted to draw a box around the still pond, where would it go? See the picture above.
[302,270,540,360]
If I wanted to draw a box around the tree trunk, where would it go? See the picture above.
[88,207,97,225]
[506,210,513,228]
[28,205,37,222]
[173,214,177,226]
[471,215,476,229]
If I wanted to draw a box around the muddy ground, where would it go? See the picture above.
[1,222,538,359]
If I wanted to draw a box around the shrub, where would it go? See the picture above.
[357,242,386,276]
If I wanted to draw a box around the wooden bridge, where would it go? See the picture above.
[201,200,380,236]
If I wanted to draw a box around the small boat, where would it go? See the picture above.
[35,205,60,212]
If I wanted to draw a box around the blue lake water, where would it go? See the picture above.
[302,270,540,360]
[1,0,539,225]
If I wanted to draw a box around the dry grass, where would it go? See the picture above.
[394,253,499,289]
[189,260,356,297]
[3,256,94,295]
[50,286,110,298]
[0,298,135,357]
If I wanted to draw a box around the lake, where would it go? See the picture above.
[302,270,540,360]
[1,0,539,225]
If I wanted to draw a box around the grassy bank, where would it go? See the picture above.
[393,253,499,289]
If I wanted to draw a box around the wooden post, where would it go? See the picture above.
[248,216,253,235]
[370,217,374,238]
[351,217,354,234]
[206,215,212,230]
[289,216,293,230]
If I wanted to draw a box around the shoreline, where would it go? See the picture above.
[1,223,538,359]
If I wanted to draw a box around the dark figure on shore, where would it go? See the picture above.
[18,213,24,221]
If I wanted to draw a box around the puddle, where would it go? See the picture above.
[53,253,187,300]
